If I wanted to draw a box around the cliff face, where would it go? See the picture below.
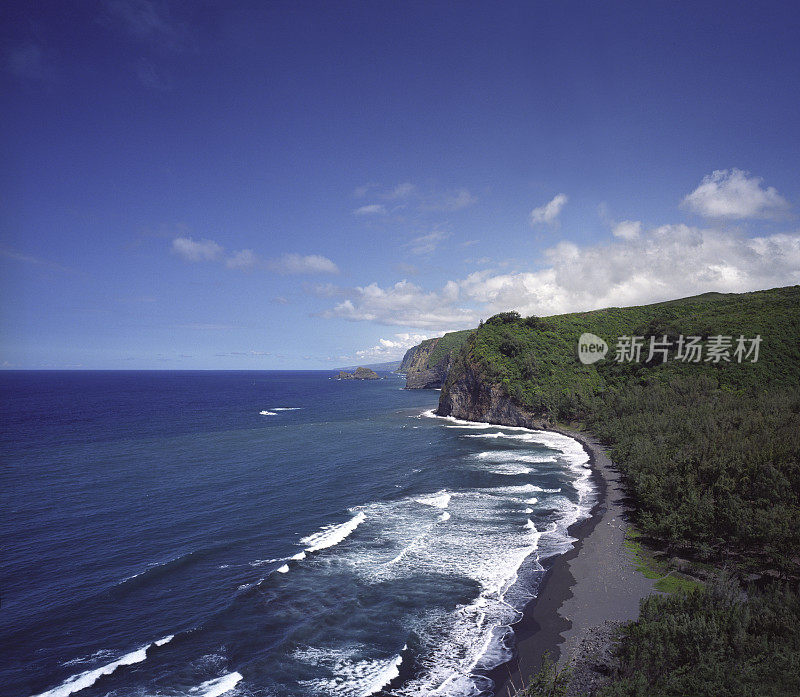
[399,330,475,389]
[437,357,551,429]
[398,339,437,374]
[399,338,449,389]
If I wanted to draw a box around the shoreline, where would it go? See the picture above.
[486,429,660,697]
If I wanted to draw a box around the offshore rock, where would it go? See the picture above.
[337,367,381,380]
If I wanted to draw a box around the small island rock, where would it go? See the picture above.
[336,367,381,380]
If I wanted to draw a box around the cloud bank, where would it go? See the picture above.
[325,226,800,329]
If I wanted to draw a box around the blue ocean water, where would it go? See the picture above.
[0,371,594,697]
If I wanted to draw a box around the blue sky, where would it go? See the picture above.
[2,1,799,369]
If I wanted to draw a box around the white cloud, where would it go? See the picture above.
[611,220,642,240]
[529,194,568,226]
[355,332,433,360]
[325,279,476,329]
[323,226,800,327]
[459,226,800,316]
[226,249,258,269]
[171,238,336,274]
[270,253,339,275]
[407,230,449,255]
[172,236,223,262]
[354,204,388,216]
[682,169,789,219]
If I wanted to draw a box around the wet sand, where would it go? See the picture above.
[487,430,659,696]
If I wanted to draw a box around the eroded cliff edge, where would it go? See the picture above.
[399,329,473,389]
[436,354,552,429]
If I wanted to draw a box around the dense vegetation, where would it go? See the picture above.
[600,575,800,697]
[450,286,800,575]
[443,286,800,695]
[426,328,475,368]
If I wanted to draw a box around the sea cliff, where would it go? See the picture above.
[398,329,473,389]
[398,338,447,388]
[436,355,551,429]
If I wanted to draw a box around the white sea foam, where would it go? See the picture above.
[259,410,277,416]
[296,646,406,697]
[60,648,115,668]
[31,635,174,697]
[277,564,290,573]
[248,557,280,567]
[300,511,367,552]
[462,432,513,439]
[290,551,307,560]
[272,407,302,411]
[393,409,597,693]
[415,491,451,509]
[282,410,594,697]
[474,450,553,463]
[333,488,553,696]
[474,461,535,476]
[464,429,593,514]
[189,671,243,697]
[491,483,539,493]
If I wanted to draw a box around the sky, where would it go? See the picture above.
[2,1,799,369]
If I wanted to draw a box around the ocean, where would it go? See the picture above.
[0,371,595,697]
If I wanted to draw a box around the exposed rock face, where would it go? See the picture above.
[398,343,428,374]
[337,367,380,380]
[437,358,551,429]
[399,338,451,389]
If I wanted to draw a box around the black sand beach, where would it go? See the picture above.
[488,431,660,697]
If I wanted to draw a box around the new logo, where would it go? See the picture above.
[578,333,608,364]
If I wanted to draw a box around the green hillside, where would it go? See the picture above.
[448,285,800,573]
[426,329,475,369]
[444,286,800,696]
